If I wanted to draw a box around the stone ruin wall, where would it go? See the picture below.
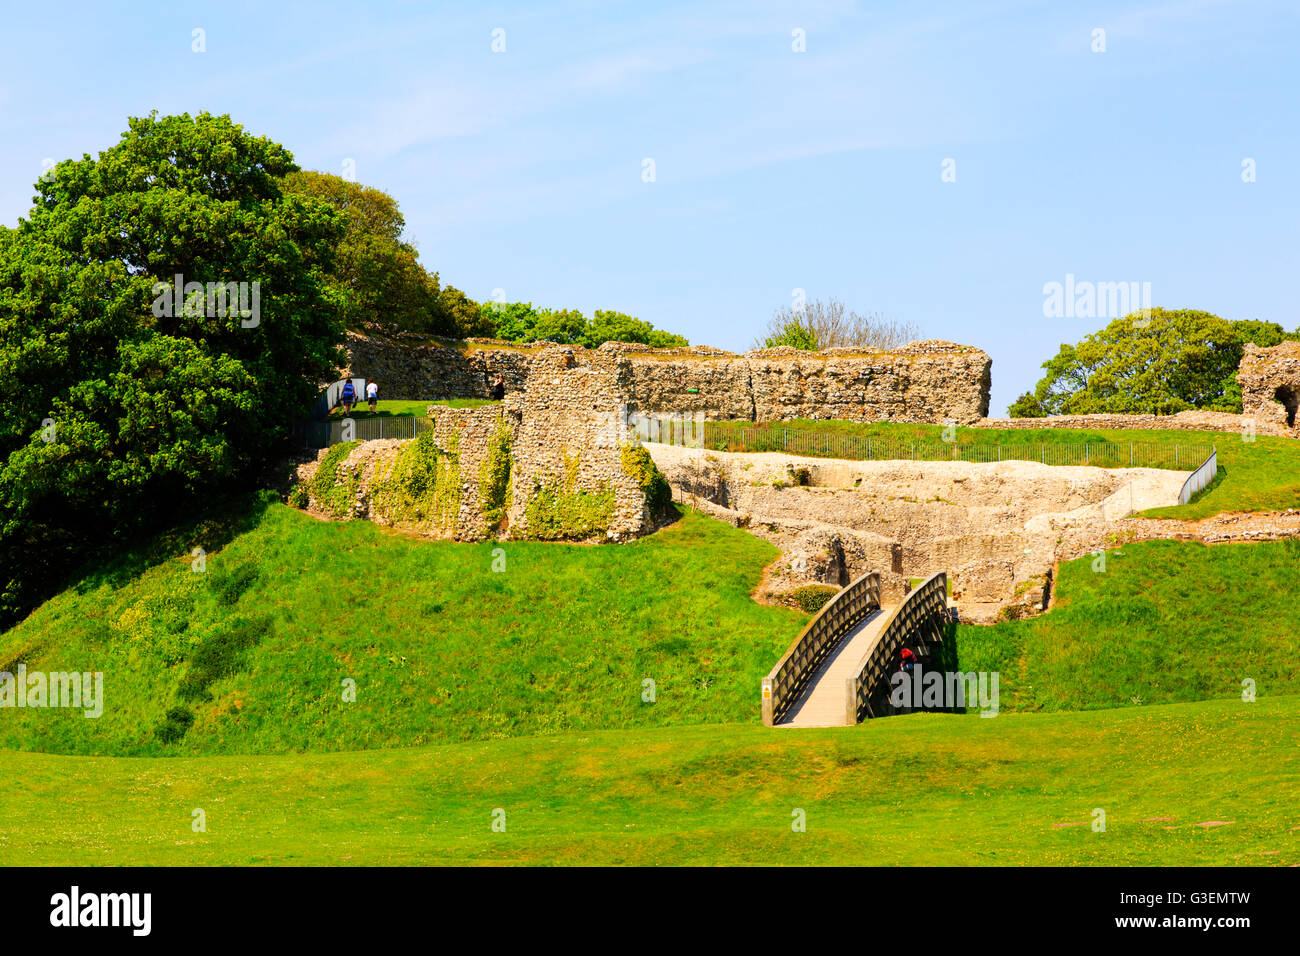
[615,341,992,423]
[342,331,533,401]
[504,347,651,540]
[302,345,656,543]
[424,401,519,541]
[341,330,1300,437]
[647,444,1190,623]
[1239,341,1300,435]
[343,332,993,424]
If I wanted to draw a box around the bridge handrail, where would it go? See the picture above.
[761,571,881,726]
[844,572,949,723]
[1177,447,1218,505]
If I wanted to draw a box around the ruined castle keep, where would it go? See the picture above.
[314,334,994,546]
[299,344,664,543]
[344,332,993,424]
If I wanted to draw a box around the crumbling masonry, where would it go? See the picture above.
[344,333,993,424]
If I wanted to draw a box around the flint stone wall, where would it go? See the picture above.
[505,347,651,540]
[1239,341,1300,435]
[343,332,992,424]
[425,402,522,540]
[342,331,533,400]
[306,344,656,542]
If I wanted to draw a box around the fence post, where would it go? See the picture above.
[1176,444,1180,467]
[1130,443,1134,467]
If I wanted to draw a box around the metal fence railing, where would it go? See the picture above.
[697,423,1211,472]
[1177,448,1218,505]
[293,415,432,449]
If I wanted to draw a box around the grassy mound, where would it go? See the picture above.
[0,502,801,756]
[4,491,1297,762]
[4,697,1297,865]
[955,538,1300,711]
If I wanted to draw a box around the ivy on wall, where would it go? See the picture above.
[521,450,615,540]
[478,417,515,532]
[620,443,672,514]
[372,432,461,533]
[304,441,361,517]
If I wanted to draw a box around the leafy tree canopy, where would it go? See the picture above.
[477,302,687,348]
[0,112,345,623]
[280,170,462,336]
[1008,309,1299,417]
[441,285,495,338]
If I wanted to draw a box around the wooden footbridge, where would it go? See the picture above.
[762,570,952,727]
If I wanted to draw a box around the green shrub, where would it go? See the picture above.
[791,584,840,614]
[522,451,615,540]
[287,485,309,509]
[522,483,616,540]
[478,418,514,531]
[621,444,672,514]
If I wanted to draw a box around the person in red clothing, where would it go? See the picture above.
[899,646,917,675]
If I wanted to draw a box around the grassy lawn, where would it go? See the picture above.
[332,398,499,419]
[0,504,802,756]
[3,697,1297,865]
[705,419,1300,518]
[4,493,1298,867]
[955,538,1300,711]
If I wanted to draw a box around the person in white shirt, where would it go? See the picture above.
[366,380,379,413]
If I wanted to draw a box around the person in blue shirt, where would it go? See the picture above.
[338,379,357,414]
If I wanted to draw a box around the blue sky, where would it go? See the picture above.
[2,0,1297,413]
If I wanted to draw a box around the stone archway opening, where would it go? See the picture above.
[1275,385,1299,427]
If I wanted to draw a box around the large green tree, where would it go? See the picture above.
[0,112,345,624]
[1009,309,1299,417]
[280,170,463,336]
